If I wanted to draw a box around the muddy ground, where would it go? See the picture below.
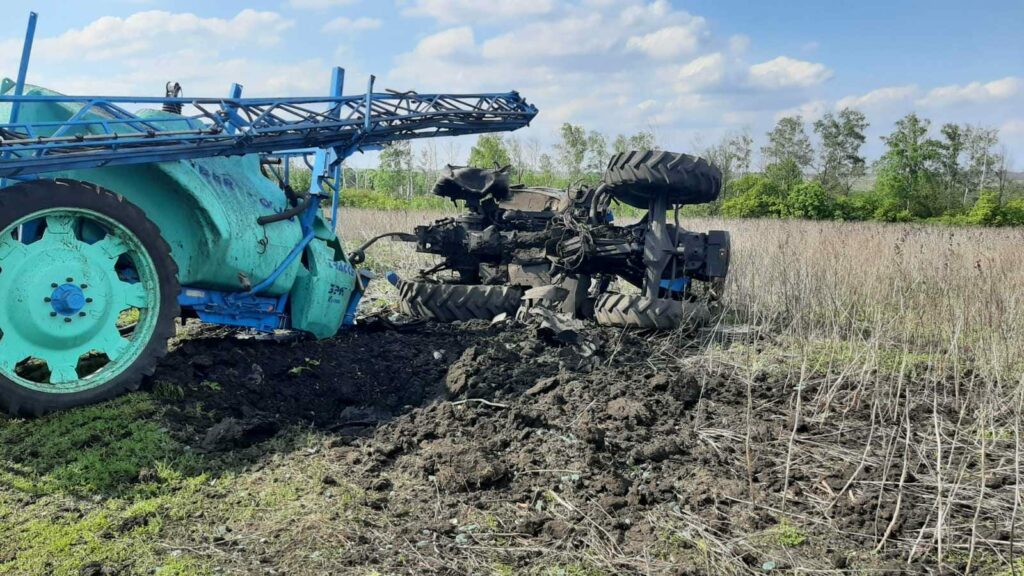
[96,310,1011,576]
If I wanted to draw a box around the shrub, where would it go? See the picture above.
[785,181,834,219]
[720,175,786,218]
[964,191,1002,226]
[833,192,881,221]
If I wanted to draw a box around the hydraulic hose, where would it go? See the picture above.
[257,191,313,226]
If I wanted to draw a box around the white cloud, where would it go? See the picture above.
[835,85,917,110]
[674,52,725,91]
[482,14,613,60]
[625,21,707,59]
[917,76,1021,107]
[775,99,828,121]
[287,0,357,9]
[413,27,475,58]
[619,0,673,27]
[32,10,293,62]
[401,0,555,24]
[728,34,750,55]
[322,16,382,32]
[748,56,832,89]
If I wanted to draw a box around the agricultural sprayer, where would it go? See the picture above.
[0,12,541,415]
[0,12,728,416]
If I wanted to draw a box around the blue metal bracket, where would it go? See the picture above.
[179,287,287,333]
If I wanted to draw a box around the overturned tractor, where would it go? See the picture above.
[356,150,731,330]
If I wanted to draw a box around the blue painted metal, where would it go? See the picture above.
[342,270,374,327]
[50,283,86,316]
[223,83,244,135]
[1,12,37,189]
[9,12,37,128]
[178,287,286,333]
[659,277,691,294]
[0,89,538,178]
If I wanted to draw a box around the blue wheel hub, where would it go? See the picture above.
[50,283,87,316]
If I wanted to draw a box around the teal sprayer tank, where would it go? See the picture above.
[0,80,356,339]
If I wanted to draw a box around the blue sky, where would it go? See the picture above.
[3,0,1023,168]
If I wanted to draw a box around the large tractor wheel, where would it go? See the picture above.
[398,280,522,322]
[603,150,722,209]
[0,179,179,416]
[594,293,709,330]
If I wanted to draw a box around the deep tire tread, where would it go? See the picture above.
[603,150,722,209]
[398,281,522,322]
[594,292,709,330]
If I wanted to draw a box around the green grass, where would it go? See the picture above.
[0,501,211,576]
[0,393,372,575]
[769,520,807,548]
[0,394,199,496]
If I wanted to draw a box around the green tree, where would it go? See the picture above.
[765,158,803,192]
[585,130,609,174]
[612,130,658,155]
[556,123,588,179]
[701,131,752,200]
[468,134,511,169]
[762,116,813,169]
[875,113,942,217]
[375,141,413,195]
[938,123,966,208]
[728,132,753,176]
[813,108,868,195]
[961,126,1000,205]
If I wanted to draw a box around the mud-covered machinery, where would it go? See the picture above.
[360,151,731,329]
[0,12,537,415]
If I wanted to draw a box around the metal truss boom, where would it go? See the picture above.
[0,86,537,178]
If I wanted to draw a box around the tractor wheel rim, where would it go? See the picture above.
[0,208,160,393]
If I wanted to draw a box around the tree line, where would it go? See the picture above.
[347,110,1023,225]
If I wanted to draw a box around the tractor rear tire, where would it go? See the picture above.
[397,281,522,322]
[0,179,180,416]
[594,293,709,330]
[603,150,722,209]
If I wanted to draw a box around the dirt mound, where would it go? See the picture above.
[153,320,486,435]
[146,318,999,574]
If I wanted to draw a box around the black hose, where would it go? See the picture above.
[348,232,418,264]
[257,191,313,225]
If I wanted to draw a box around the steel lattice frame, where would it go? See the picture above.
[0,89,537,178]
